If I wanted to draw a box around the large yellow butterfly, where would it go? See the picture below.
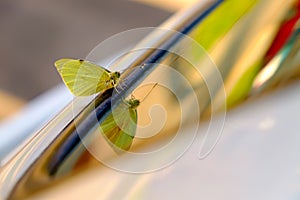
[54,58,120,96]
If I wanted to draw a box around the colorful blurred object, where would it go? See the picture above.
[265,0,300,62]
[190,0,299,108]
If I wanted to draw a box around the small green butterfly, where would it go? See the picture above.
[54,58,156,151]
[99,96,140,151]
[99,83,157,151]
[54,58,120,96]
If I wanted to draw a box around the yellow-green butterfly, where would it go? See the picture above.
[54,58,156,151]
[54,58,120,96]
[100,84,157,151]
[99,96,140,151]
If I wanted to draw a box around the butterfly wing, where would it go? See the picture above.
[99,102,137,151]
[54,58,112,96]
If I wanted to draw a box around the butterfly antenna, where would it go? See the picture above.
[140,83,158,103]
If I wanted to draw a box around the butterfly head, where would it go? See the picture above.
[110,72,121,86]
[128,98,140,109]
